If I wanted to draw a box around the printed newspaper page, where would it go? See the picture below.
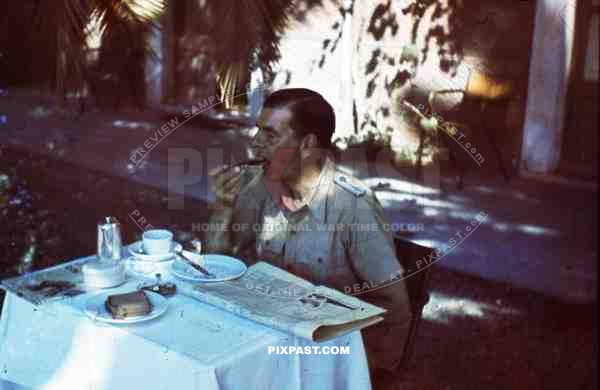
[176,261,386,342]
[0,256,94,305]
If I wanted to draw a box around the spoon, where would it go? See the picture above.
[190,239,202,254]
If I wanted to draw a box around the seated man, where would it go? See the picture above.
[206,88,412,376]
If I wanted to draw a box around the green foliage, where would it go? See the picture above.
[206,0,295,106]
[12,0,164,102]
[0,171,38,278]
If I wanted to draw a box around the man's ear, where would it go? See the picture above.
[299,133,318,160]
[300,133,319,150]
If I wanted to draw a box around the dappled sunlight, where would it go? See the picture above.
[427,211,561,238]
[432,224,451,232]
[491,222,510,232]
[125,157,150,174]
[446,194,470,204]
[447,209,481,221]
[375,193,459,210]
[423,291,521,325]
[0,0,594,386]
[113,120,154,130]
[511,191,529,200]
[361,176,440,196]
[486,219,560,237]
[423,207,440,217]
[410,239,464,253]
[465,184,542,203]
[363,174,566,245]
[473,185,495,194]
[516,224,560,237]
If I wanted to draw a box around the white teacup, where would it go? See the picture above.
[142,229,173,255]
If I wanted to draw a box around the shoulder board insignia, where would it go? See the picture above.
[334,175,366,197]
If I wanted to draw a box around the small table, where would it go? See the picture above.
[0,253,372,390]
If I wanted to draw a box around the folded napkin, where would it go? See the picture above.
[105,290,153,319]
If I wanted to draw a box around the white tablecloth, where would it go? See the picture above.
[0,257,372,390]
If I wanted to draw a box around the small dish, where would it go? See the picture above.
[123,256,172,276]
[127,241,183,262]
[82,261,127,289]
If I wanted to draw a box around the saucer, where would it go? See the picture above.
[128,241,183,262]
[123,256,172,276]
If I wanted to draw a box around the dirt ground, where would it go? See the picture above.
[376,265,597,390]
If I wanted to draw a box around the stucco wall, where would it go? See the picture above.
[270,0,536,162]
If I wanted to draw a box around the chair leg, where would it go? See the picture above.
[485,126,511,181]
[479,102,510,182]
[399,309,424,369]
[439,132,465,191]
[415,128,425,183]
[400,269,434,367]
[456,171,464,190]
[447,147,465,191]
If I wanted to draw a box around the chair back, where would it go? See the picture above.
[465,69,514,100]
[393,235,435,315]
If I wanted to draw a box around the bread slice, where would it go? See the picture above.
[105,290,153,319]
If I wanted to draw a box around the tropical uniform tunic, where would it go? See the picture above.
[206,158,412,372]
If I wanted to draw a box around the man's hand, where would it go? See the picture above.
[208,165,243,206]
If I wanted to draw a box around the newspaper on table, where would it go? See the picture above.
[0,256,94,306]
[1,256,385,342]
[177,261,386,342]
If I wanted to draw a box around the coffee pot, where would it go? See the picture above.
[97,216,122,261]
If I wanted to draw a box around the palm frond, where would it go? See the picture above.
[31,0,165,102]
[120,0,164,23]
[32,0,94,99]
[93,0,164,66]
[208,0,294,107]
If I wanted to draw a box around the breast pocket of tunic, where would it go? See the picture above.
[256,234,288,269]
[291,228,340,283]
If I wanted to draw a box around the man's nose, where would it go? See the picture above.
[248,136,266,159]
[250,136,264,149]
[251,131,267,148]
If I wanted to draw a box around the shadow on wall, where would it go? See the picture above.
[272,0,535,163]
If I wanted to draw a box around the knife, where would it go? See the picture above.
[174,250,213,278]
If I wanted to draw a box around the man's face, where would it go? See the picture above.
[253,106,302,180]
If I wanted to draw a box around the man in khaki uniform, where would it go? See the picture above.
[206,88,412,379]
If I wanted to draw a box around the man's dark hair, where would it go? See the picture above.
[263,88,335,148]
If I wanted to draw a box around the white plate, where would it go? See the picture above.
[170,252,247,283]
[127,241,183,262]
[84,290,169,324]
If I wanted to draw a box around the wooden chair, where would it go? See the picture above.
[417,69,515,189]
[393,235,435,369]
